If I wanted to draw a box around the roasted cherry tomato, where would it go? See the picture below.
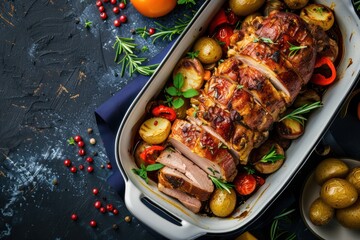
[233,173,257,196]
[213,25,234,55]
[151,105,177,121]
[130,0,176,18]
[139,145,165,164]
[208,8,239,34]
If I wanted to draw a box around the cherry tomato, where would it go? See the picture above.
[213,25,234,55]
[130,0,176,18]
[233,173,256,196]
[208,8,239,34]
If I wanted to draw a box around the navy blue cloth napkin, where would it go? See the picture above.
[95,40,176,198]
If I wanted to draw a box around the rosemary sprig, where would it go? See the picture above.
[132,163,164,183]
[355,0,360,10]
[260,146,285,164]
[253,37,274,44]
[288,41,307,57]
[150,14,194,42]
[279,101,323,125]
[208,175,234,194]
[270,209,296,240]
[113,37,159,77]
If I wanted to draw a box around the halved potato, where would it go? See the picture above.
[139,117,171,144]
[300,4,335,31]
[276,118,304,140]
[173,58,204,91]
[252,142,285,174]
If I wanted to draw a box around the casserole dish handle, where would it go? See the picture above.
[125,181,206,240]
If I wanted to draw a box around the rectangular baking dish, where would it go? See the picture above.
[115,1,360,239]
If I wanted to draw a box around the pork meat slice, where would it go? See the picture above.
[158,183,202,213]
[168,119,238,181]
[156,148,214,197]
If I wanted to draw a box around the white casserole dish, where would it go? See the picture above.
[115,1,360,239]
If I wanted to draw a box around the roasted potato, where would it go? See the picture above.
[229,0,265,17]
[252,142,285,174]
[173,58,204,91]
[309,197,334,226]
[209,188,237,217]
[193,37,222,64]
[315,158,349,185]
[300,4,335,31]
[264,0,285,16]
[284,0,309,10]
[276,118,304,140]
[320,178,358,209]
[346,167,360,193]
[336,199,360,229]
[139,117,171,144]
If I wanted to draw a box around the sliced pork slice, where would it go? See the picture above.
[156,148,214,197]
[168,119,238,181]
[158,166,212,201]
[158,183,202,213]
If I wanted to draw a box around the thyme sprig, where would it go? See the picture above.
[260,146,285,164]
[288,41,307,57]
[208,175,234,194]
[279,101,323,125]
[113,37,159,77]
[254,37,274,44]
[132,163,164,183]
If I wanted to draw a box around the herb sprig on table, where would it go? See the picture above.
[113,37,159,77]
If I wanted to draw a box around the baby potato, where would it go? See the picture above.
[139,117,171,144]
[173,58,204,91]
[209,188,237,217]
[320,178,358,209]
[346,167,360,193]
[284,0,309,10]
[314,158,349,185]
[193,37,222,64]
[309,197,334,226]
[229,0,265,17]
[300,4,335,31]
[276,118,304,140]
[336,199,360,229]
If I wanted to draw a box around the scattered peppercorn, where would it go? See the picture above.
[112,223,119,230]
[71,214,78,221]
[64,159,72,167]
[124,215,132,223]
[70,166,77,173]
[90,220,97,227]
[87,128,93,134]
[100,164,105,169]
[52,178,58,185]
[92,188,99,195]
[90,138,96,145]
[93,151,98,156]
[87,166,94,173]
[94,201,102,209]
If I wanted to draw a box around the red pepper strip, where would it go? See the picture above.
[208,8,228,34]
[139,145,165,164]
[151,105,177,121]
[310,56,337,86]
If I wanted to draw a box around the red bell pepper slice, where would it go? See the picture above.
[139,145,165,164]
[151,105,177,121]
[208,8,228,34]
[310,57,337,86]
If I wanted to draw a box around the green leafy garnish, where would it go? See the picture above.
[113,37,159,77]
[287,41,307,57]
[84,20,92,29]
[177,0,196,6]
[141,46,149,52]
[355,1,360,10]
[208,175,234,194]
[132,163,164,183]
[260,146,285,164]
[279,101,323,125]
[67,137,75,145]
[244,166,255,175]
[253,37,274,44]
[270,208,296,240]
[165,73,199,109]
[315,7,324,15]
[135,27,150,39]
[186,50,199,59]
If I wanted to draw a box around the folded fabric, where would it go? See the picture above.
[95,40,176,198]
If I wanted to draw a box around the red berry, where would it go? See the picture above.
[104,0,109,2]
[99,207,106,213]
[119,2,126,9]
[90,220,97,227]
[113,19,121,27]
[71,214,78,221]
[87,166,94,173]
[100,12,108,20]
[106,204,114,212]
[79,164,84,170]
[77,141,85,148]
[119,15,127,23]
[95,0,102,7]
[94,201,102,209]
[98,5,105,12]
[74,135,82,142]
[148,28,156,35]
[113,7,120,14]
[86,156,94,163]
[78,149,86,156]
[92,188,99,195]
[64,159,71,167]
[70,166,77,173]
[110,0,117,5]
[112,208,119,215]
[107,164,112,169]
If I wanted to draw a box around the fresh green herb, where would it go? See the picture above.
[150,14,194,42]
[113,37,159,77]
[270,209,296,240]
[121,0,127,4]
[244,166,255,175]
[288,41,307,57]
[355,0,360,10]
[177,0,196,6]
[186,50,199,59]
[165,73,199,109]
[208,167,220,175]
[253,37,274,44]
[315,7,324,15]
[279,101,323,125]
[260,146,285,164]
[237,84,244,89]
[135,27,150,39]
[67,137,75,145]
[208,175,234,194]
[132,163,164,183]
[84,20,92,29]
[141,46,149,52]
